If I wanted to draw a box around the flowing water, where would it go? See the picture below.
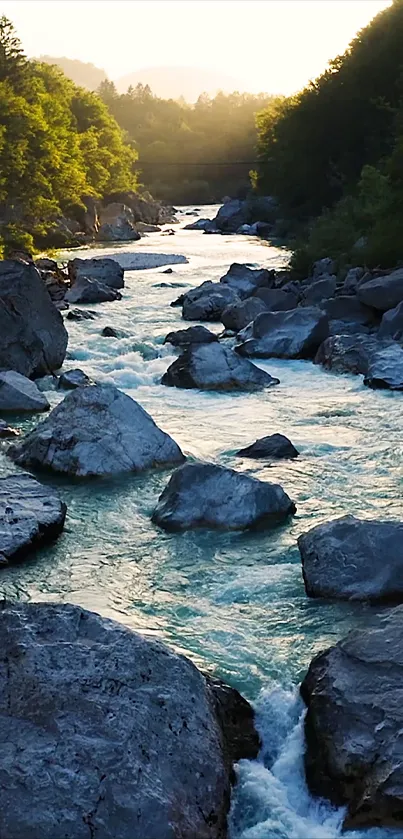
[1,206,402,838]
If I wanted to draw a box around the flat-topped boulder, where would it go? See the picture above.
[68,257,124,289]
[364,342,403,390]
[314,334,381,375]
[65,276,122,305]
[9,383,184,477]
[164,325,218,347]
[358,267,403,312]
[152,462,296,531]
[298,514,403,600]
[0,260,68,377]
[301,605,403,830]
[236,307,329,359]
[182,282,240,321]
[219,263,275,299]
[236,433,299,460]
[161,343,279,391]
[0,600,259,839]
[221,297,267,332]
[0,473,66,564]
[0,371,49,413]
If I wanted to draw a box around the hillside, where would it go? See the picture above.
[114,65,244,101]
[38,56,108,90]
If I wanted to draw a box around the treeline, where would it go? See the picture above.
[0,17,138,254]
[254,0,403,271]
[98,80,275,204]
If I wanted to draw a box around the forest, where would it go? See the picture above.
[254,0,403,270]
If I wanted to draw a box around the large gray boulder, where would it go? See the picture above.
[213,199,250,232]
[378,300,403,341]
[183,218,212,231]
[219,263,274,299]
[358,267,403,312]
[321,295,374,325]
[164,326,218,347]
[364,342,403,390]
[0,371,49,413]
[0,260,68,377]
[9,383,184,477]
[236,433,299,460]
[253,288,297,311]
[314,334,381,375]
[98,219,141,242]
[302,275,337,306]
[300,605,403,830]
[221,297,267,332]
[236,307,329,359]
[161,343,279,391]
[65,276,122,305]
[152,462,296,531]
[298,514,403,601]
[182,283,240,322]
[0,473,66,564]
[312,257,336,278]
[0,600,259,839]
[68,257,124,290]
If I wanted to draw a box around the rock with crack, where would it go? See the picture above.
[164,326,218,347]
[236,307,329,359]
[0,600,259,839]
[0,473,66,564]
[9,383,184,477]
[0,259,68,377]
[65,276,122,305]
[298,514,403,600]
[161,343,279,391]
[68,257,124,289]
[236,433,299,460]
[152,462,296,531]
[301,605,403,830]
[0,371,50,413]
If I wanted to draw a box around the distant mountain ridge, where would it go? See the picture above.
[114,65,245,101]
[38,56,108,90]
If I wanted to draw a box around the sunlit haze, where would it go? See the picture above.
[1,0,392,95]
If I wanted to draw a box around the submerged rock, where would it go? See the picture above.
[68,257,124,289]
[183,218,212,231]
[0,371,50,413]
[236,307,329,359]
[161,343,279,391]
[221,297,267,332]
[236,433,299,460]
[152,462,296,531]
[65,276,122,305]
[364,342,403,390]
[0,473,66,564]
[164,325,218,347]
[301,605,403,829]
[0,260,68,377]
[0,600,259,839]
[220,263,274,299]
[66,308,98,322]
[298,514,403,601]
[57,369,92,390]
[9,383,184,477]
[358,267,403,312]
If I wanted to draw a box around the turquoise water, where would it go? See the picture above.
[1,207,402,838]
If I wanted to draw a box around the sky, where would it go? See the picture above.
[1,0,392,95]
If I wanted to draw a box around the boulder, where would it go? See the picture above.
[300,605,403,830]
[220,263,275,299]
[299,514,403,601]
[328,320,371,337]
[135,221,161,233]
[358,267,403,312]
[314,334,381,375]
[182,282,240,322]
[321,295,375,325]
[101,326,123,338]
[0,371,50,413]
[221,297,267,332]
[342,266,364,294]
[97,203,140,242]
[57,369,92,390]
[152,462,296,532]
[66,308,98,322]
[35,257,59,272]
[378,300,403,341]
[213,199,250,233]
[0,420,19,438]
[164,326,218,347]
[302,275,337,306]
[0,600,259,839]
[68,258,124,290]
[65,276,122,305]
[9,383,184,477]
[183,218,212,231]
[236,307,329,359]
[0,260,68,377]
[236,433,299,460]
[0,473,66,564]
[253,288,297,311]
[161,343,279,392]
[312,257,336,278]
[364,342,403,390]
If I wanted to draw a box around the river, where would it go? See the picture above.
[1,206,402,839]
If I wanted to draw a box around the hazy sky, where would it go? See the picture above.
[1,0,392,94]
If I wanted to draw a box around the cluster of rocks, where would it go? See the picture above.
[183,195,278,239]
[166,257,403,390]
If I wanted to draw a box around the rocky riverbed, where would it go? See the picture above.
[0,205,402,838]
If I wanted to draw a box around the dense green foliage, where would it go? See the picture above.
[255,0,403,270]
[0,18,137,253]
[39,55,107,91]
[98,80,274,203]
